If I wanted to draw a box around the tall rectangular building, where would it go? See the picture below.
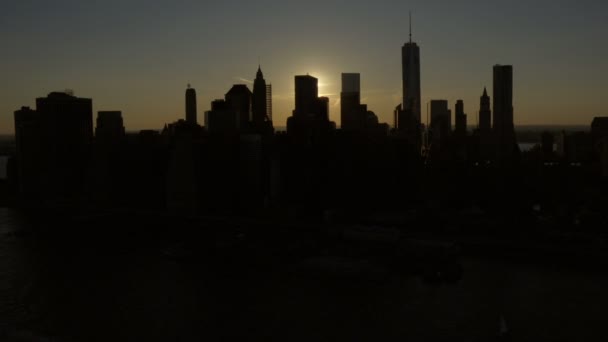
[294,75,319,118]
[478,87,493,160]
[252,66,268,125]
[205,99,238,134]
[317,97,330,122]
[454,100,467,136]
[399,14,422,149]
[251,66,274,135]
[493,65,516,160]
[342,73,360,93]
[96,111,125,144]
[287,74,334,136]
[186,85,197,125]
[430,100,451,148]
[36,92,93,147]
[340,73,362,130]
[402,41,421,123]
[14,92,93,205]
[225,84,252,130]
[479,87,491,132]
[13,107,43,202]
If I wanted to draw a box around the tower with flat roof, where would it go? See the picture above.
[186,85,197,125]
[493,65,517,162]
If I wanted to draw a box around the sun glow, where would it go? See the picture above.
[312,72,335,97]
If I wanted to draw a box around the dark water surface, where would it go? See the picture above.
[1,208,607,341]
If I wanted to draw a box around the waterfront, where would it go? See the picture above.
[1,208,608,341]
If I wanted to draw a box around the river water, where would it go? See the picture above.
[1,207,607,341]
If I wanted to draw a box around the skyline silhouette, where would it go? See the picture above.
[2,1,607,135]
[7,61,608,210]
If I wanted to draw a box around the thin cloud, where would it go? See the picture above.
[233,77,253,84]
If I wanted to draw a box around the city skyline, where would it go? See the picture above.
[2,1,607,135]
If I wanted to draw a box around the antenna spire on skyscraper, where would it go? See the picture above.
[409,11,412,43]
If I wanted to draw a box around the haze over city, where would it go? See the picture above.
[1,0,607,134]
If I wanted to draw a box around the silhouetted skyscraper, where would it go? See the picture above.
[13,106,42,202]
[90,111,126,206]
[479,87,491,132]
[287,75,335,136]
[36,92,93,145]
[591,117,608,149]
[592,117,608,177]
[493,65,517,161]
[205,99,238,134]
[397,13,422,148]
[252,66,269,125]
[393,105,401,129]
[317,96,330,122]
[96,111,125,144]
[341,73,360,94]
[186,85,197,125]
[250,66,274,135]
[14,92,93,205]
[341,73,363,130]
[294,75,319,118]
[225,84,252,130]
[402,14,421,121]
[430,100,451,149]
[455,100,467,136]
[478,87,493,160]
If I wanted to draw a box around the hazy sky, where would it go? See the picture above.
[1,0,607,134]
